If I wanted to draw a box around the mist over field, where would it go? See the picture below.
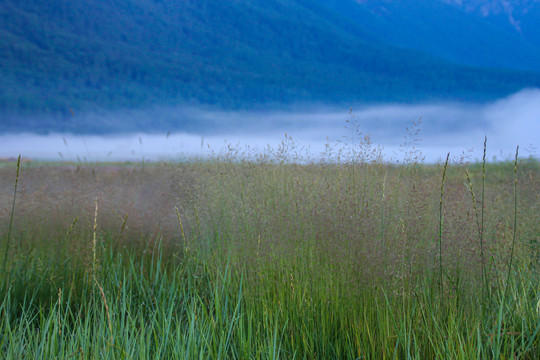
[1,88,538,163]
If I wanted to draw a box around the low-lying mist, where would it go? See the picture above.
[1,88,539,163]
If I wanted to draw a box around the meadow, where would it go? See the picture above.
[0,130,539,359]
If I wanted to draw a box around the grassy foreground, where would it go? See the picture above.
[0,139,539,359]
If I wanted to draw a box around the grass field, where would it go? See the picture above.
[0,134,539,359]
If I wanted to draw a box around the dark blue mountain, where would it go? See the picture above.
[322,0,540,71]
[1,0,540,133]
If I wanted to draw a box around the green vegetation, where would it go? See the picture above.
[0,132,538,359]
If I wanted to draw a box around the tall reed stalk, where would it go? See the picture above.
[504,145,519,297]
[480,137,487,293]
[92,197,99,283]
[2,155,21,274]
[493,146,520,359]
[439,152,450,309]
[466,138,489,301]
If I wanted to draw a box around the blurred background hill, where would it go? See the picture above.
[1,0,540,133]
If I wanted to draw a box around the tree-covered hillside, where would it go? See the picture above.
[327,0,540,71]
[1,0,540,133]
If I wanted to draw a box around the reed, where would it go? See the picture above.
[438,152,450,309]
[2,154,20,275]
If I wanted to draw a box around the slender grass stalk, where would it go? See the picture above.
[480,137,487,293]
[194,205,201,239]
[346,109,357,196]
[116,214,128,243]
[465,169,485,293]
[380,171,388,263]
[465,136,489,301]
[504,145,519,299]
[95,278,113,344]
[2,154,21,274]
[113,214,128,254]
[493,146,520,359]
[439,153,450,308]
[29,217,79,305]
[92,197,99,282]
[175,206,188,253]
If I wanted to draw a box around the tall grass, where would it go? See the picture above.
[0,128,539,359]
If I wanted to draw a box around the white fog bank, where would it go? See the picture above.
[1,88,539,163]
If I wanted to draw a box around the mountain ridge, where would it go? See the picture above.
[328,0,540,71]
[1,0,540,133]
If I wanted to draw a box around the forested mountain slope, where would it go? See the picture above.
[325,0,540,71]
[1,0,540,133]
